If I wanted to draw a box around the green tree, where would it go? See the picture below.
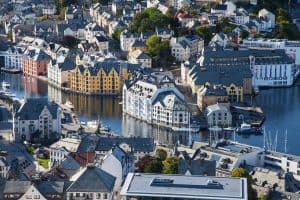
[258,193,267,200]
[240,30,249,39]
[146,35,164,56]
[144,159,163,173]
[232,168,257,200]
[195,26,214,45]
[162,157,178,174]
[7,31,13,41]
[112,27,126,41]
[129,8,172,33]
[156,149,167,161]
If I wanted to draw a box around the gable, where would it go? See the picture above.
[19,185,46,200]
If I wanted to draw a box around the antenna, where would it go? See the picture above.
[284,130,288,153]
[274,131,278,152]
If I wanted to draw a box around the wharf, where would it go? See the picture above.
[0,68,22,74]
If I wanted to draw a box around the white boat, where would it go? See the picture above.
[87,120,99,129]
[236,122,262,134]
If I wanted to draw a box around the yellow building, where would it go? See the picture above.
[128,40,147,54]
[70,61,137,95]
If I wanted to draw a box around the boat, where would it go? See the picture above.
[87,120,99,129]
[236,122,262,134]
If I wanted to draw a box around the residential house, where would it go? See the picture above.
[67,166,116,200]
[0,157,9,179]
[128,40,147,54]
[258,9,275,29]
[84,23,105,43]
[22,47,52,76]
[49,137,81,167]
[3,181,66,200]
[155,27,174,40]
[205,103,232,127]
[34,20,56,39]
[128,50,152,68]
[210,32,229,48]
[232,8,249,25]
[13,98,62,142]
[178,159,216,176]
[170,35,204,61]
[48,56,76,88]
[120,30,140,51]
[3,46,24,71]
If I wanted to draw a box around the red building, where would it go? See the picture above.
[22,48,51,76]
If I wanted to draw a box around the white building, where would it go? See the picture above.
[120,30,140,51]
[210,33,229,48]
[123,71,191,128]
[13,98,62,142]
[170,35,204,61]
[233,8,249,25]
[84,22,105,43]
[0,157,9,179]
[48,56,76,88]
[242,38,300,65]
[128,50,152,68]
[206,103,232,127]
[49,137,81,167]
[258,9,275,29]
[3,46,23,71]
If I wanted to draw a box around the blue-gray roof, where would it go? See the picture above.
[15,98,59,120]
[96,137,154,152]
[67,166,116,192]
[178,160,216,176]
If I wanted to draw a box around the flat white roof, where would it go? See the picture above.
[121,173,248,200]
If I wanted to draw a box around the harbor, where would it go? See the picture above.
[0,72,299,155]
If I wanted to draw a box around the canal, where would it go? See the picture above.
[1,73,300,155]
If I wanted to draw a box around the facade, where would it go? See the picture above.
[13,98,62,142]
[47,56,76,87]
[120,30,140,51]
[49,137,81,167]
[67,166,116,200]
[128,50,152,68]
[205,103,232,127]
[197,85,228,111]
[0,157,9,179]
[198,43,295,88]
[242,38,300,65]
[3,46,23,71]
[121,173,248,200]
[123,71,191,128]
[258,9,275,28]
[22,47,52,76]
[170,35,204,61]
[70,61,137,95]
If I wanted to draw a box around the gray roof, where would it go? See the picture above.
[15,98,59,120]
[121,173,248,200]
[3,181,31,194]
[96,137,154,152]
[59,156,80,170]
[67,166,116,192]
[36,181,65,194]
[178,159,216,176]
[77,135,99,153]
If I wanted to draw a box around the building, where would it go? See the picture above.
[197,43,295,88]
[123,71,191,128]
[3,181,66,200]
[95,137,155,161]
[121,173,248,200]
[178,159,216,176]
[101,146,134,198]
[3,46,24,72]
[49,137,81,167]
[258,9,275,29]
[47,56,76,88]
[70,61,138,95]
[242,38,300,65]
[197,84,228,111]
[205,103,232,127]
[67,166,116,200]
[120,30,140,51]
[128,50,152,68]
[0,157,9,179]
[170,35,204,61]
[22,47,52,76]
[13,98,62,142]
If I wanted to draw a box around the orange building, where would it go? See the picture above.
[22,48,51,76]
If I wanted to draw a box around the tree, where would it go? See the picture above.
[136,155,162,173]
[146,35,163,56]
[144,159,163,173]
[129,8,172,33]
[156,149,167,161]
[232,168,257,200]
[258,193,267,200]
[112,27,126,41]
[7,31,12,41]
[240,30,249,39]
[162,157,178,174]
[195,26,214,45]
[62,36,79,49]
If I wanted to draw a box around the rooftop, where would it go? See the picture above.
[121,173,248,200]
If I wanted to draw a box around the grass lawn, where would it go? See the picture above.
[38,157,49,169]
